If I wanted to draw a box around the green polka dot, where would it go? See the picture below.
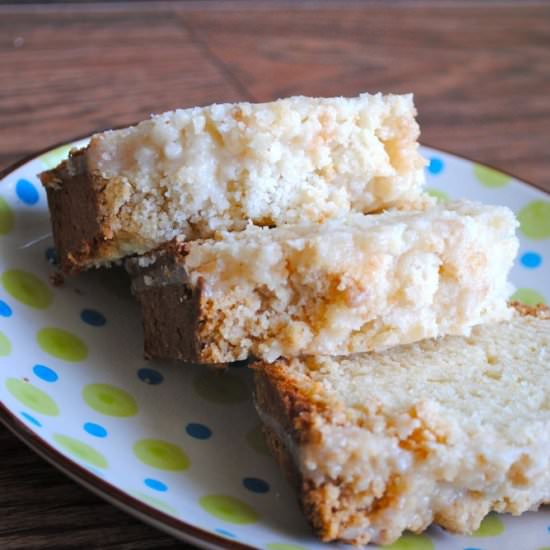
[511,288,546,306]
[267,544,307,550]
[474,164,511,188]
[0,331,11,356]
[518,200,550,240]
[133,439,189,471]
[40,144,73,170]
[193,370,248,404]
[0,197,14,235]
[2,269,53,309]
[199,495,258,525]
[83,383,137,417]
[131,491,178,515]
[426,188,449,202]
[37,327,88,362]
[536,547,550,550]
[5,378,59,416]
[53,434,107,469]
[471,514,505,537]
[383,533,434,550]
[246,424,270,456]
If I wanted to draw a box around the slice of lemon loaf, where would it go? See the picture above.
[126,200,518,363]
[253,303,550,546]
[40,93,427,272]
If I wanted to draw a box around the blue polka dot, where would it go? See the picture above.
[21,411,42,427]
[137,367,164,385]
[45,247,58,265]
[242,477,270,493]
[33,364,58,383]
[80,308,106,327]
[520,251,542,269]
[428,157,444,175]
[144,478,168,492]
[16,179,40,205]
[215,528,236,538]
[186,422,212,440]
[0,299,12,317]
[84,422,108,438]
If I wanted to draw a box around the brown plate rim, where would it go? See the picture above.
[0,402,253,550]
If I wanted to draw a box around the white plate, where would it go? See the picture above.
[1,141,549,550]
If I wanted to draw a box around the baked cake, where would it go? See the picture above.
[253,303,550,545]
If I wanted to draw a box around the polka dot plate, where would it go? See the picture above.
[1,140,549,550]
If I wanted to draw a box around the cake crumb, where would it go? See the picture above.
[50,272,65,286]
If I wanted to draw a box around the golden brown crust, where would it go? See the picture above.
[40,149,114,273]
[254,362,377,544]
[510,300,550,319]
[126,243,243,364]
[136,282,204,362]
[253,361,350,541]
[261,425,303,494]
[252,360,326,444]
[260,423,353,542]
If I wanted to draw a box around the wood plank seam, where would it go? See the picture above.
[178,15,255,102]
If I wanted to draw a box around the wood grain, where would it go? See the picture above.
[0,8,244,169]
[0,430,183,549]
[1,2,550,549]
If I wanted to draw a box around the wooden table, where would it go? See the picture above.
[1,1,549,548]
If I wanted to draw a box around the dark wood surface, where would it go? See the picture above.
[1,2,549,549]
